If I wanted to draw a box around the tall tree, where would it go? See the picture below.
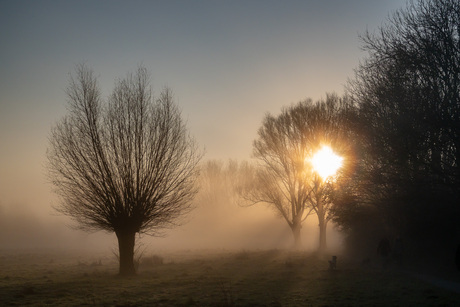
[241,95,352,249]
[47,65,202,275]
[346,0,460,252]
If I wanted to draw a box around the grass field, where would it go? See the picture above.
[1,249,460,306]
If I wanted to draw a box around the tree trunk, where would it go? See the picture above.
[291,223,302,249]
[316,197,328,253]
[318,219,328,253]
[116,230,136,276]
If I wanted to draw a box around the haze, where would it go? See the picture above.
[0,0,405,253]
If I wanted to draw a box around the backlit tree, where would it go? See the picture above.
[47,65,202,275]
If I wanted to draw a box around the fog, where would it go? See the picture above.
[144,195,344,253]
[0,201,114,253]
[0,165,344,255]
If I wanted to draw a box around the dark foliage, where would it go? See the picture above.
[342,0,460,260]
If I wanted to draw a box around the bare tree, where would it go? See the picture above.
[47,64,202,275]
[310,175,335,252]
[240,95,352,249]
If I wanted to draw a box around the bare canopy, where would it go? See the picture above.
[47,65,202,275]
[239,95,352,249]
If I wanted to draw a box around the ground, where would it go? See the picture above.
[1,249,460,306]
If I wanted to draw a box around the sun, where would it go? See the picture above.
[311,146,343,180]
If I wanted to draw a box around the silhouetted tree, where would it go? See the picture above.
[346,0,460,255]
[47,65,202,276]
[240,95,353,250]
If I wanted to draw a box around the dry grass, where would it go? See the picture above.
[1,249,460,306]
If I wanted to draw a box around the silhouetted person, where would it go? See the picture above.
[377,237,391,268]
[329,256,337,270]
[455,244,460,271]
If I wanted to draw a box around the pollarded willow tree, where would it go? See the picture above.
[47,65,202,276]
[240,94,353,250]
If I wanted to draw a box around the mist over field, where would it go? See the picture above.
[0,189,344,254]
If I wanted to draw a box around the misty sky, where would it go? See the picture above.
[0,0,406,248]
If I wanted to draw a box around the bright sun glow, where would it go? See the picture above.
[311,146,343,180]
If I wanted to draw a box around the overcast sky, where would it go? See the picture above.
[0,0,405,223]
